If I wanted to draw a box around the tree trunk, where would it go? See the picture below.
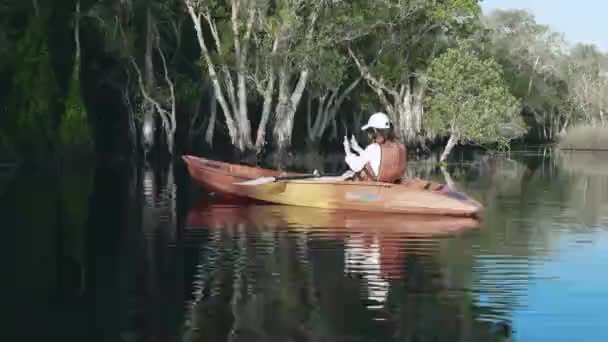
[32,0,39,16]
[330,117,338,142]
[395,81,425,144]
[308,92,328,142]
[130,43,176,156]
[122,70,137,155]
[74,1,80,61]
[560,116,570,135]
[272,68,309,152]
[309,78,360,144]
[305,93,314,141]
[349,49,425,144]
[156,43,176,155]
[142,8,156,155]
[254,39,277,151]
[440,166,456,190]
[231,1,256,152]
[205,89,217,147]
[440,133,458,163]
[186,4,240,148]
[127,97,138,156]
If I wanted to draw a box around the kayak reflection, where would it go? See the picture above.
[183,200,508,342]
[186,200,480,286]
[186,199,481,235]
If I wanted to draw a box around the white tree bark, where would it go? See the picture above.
[142,8,156,154]
[440,165,456,190]
[74,1,81,62]
[307,78,361,143]
[233,4,255,148]
[205,89,217,146]
[440,133,458,163]
[272,68,309,150]
[185,0,258,152]
[254,37,279,151]
[270,7,320,152]
[349,48,424,144]
[185,1,240,148]
[130,40,176,154]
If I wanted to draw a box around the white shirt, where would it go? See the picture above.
[345,143,381,176]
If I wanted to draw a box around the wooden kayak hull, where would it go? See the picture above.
[182,155,483,217]
[182,155,302,197]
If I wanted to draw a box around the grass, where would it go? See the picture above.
[558,124,608,151]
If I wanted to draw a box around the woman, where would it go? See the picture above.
[343,112,407,183]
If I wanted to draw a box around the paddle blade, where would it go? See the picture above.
[236,177,276,186]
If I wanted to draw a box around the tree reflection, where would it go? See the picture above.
[183,204,510,341]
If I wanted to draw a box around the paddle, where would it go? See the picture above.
[237,170,352,186]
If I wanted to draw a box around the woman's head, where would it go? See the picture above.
[366,126,396,143]
[361,112,395,143]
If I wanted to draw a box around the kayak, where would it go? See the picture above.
[182,155,483,217]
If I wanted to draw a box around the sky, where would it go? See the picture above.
[480,0,608,52]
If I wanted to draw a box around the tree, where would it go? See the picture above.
[5,11,59,152]
[348,0,482,144]
[424,44,525,162]
[560,44,608,126]
[304,48,361,146]
[88,0,182,155]
[58,1,93,148]
[184,0,344,154]
[480,9,570,141]
[184,0,259,152]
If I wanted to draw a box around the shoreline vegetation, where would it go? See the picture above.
[0,2,606,167]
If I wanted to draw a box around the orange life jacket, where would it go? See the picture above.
[357,141,407,183]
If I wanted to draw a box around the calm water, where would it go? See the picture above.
[5,149,608,342]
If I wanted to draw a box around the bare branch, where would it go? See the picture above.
[327,77,361,123]
[230,0,242,58]
[130,57,171,133]
[157,42,176,131]
[184,1,238,141]
[348,47,399,97]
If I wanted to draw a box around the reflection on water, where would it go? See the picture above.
[5,148,608,341]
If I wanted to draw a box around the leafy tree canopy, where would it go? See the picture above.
[424,43,526,149]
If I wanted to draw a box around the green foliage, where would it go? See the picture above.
[477,9,608,141]
[6,16,59,148]
[349,0,482,86]
[59,61,93,146]
[424,44,526,148]
[480,10,566,115]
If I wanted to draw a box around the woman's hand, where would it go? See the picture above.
[350,135,363,153]
[343,136,351,155]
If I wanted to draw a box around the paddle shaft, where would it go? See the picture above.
[275,173,343,181]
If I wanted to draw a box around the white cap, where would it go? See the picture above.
[361,112,391,131]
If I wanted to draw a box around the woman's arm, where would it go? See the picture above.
[350,135,364,154]
[345,144,380,172]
